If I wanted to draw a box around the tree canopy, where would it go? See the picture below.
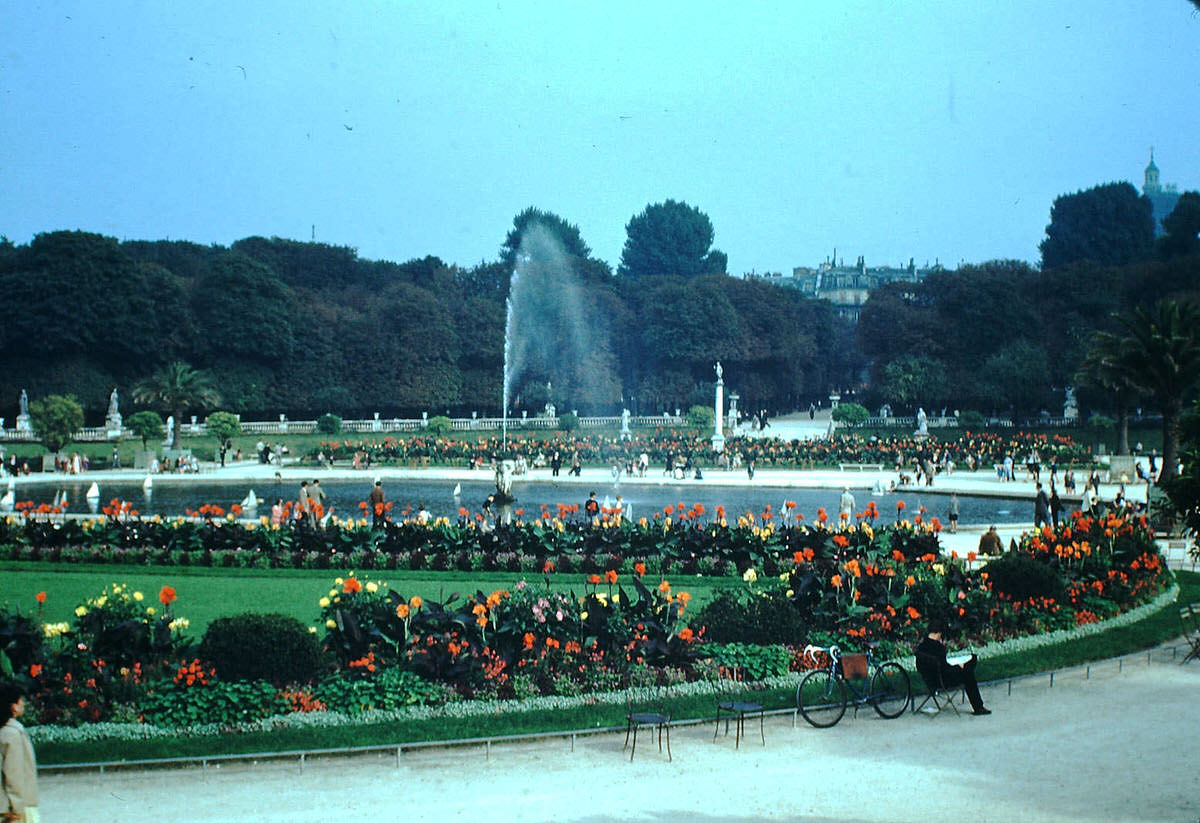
[1040,182,1154,269]
[618,199,726,279]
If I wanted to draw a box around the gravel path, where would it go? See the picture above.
[44,658,1199,822]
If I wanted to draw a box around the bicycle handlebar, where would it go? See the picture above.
[802,644,840,664]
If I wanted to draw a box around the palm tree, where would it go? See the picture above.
[1076,333,1139,455]
[133,362,221,450]
[1099,300,1200,484]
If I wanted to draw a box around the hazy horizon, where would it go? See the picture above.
[2,1,1197,274]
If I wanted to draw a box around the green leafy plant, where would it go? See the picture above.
[199,613,324,685]
[427,415,452,435]
[831,402,869,427]
[316,413,342,434]
[981,552,1067,602]
[29,394,84,454]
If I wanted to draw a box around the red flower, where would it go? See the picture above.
[634,562,646,577]
[343,577,363,594]
[604,569,618,585]
[35,591,46,604]
[29,664,43,678]
[159,586,177,606]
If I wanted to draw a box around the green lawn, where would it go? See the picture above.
[0,562,738,634]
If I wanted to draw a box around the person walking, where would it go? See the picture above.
[1034,482,1051,529]
[1,683,40,822]
[948,493,960,534]
[367,480,386,528]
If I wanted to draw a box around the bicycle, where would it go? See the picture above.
[796,642,911,728]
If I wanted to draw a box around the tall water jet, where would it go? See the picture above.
[501,222,599,448]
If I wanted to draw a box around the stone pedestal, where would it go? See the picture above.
[712,373,726,453]
[15,414,32,432]
[105,412,123,440]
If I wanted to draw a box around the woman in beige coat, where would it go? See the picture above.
[0,683,39,823]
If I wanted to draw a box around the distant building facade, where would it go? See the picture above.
[747,253,945,321]
[1143,149,1180,237]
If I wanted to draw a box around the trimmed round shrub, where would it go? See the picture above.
[980,553,1066,602]
[200,613,324,684]
[693,590,809,645]
[316,413,342,434]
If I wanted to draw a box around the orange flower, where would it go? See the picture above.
[831,574,843,588]
[896,500,906,511]
[657,580,671,594]
[542,560,555,574]
[905,575,916,586]
[833,534,850,548]
[604,569,618,585]
[409,595,423,609]
[634,562,646,577]
[677,591,691,606]
[793,551,805,565]
[395,603,410,619]
[678,627,694,642]
[906,606,921,620]
[35,591,46,604]
[159,586,177,606]
[29,664,43,678]
[343,577,363,594]
[523,632,536,650]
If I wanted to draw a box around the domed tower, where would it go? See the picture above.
[1144,148,1161,194]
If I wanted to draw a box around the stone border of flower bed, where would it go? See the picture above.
[28,580,1181,749]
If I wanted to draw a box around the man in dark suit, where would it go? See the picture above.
[915,620,990,715]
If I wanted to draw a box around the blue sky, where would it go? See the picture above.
[2,1,1197,274]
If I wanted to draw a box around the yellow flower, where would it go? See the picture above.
[580,611,589,620]
[133,591,144,601]
[597,593,608,606]
[307,627,317,634]
[328,589,338,598]
[325,618,337,629]
[365,581,379,594]
[786,589,795,597]
[146,607,156,616]
[113,585,123,594]
[96,596,108,608]
[932,563,945,576]
[335,577,344,585]
[743,568,758,584]
[612,593,620,603]
[779,572,789,581]
[75,606,87,617]
[319,597,331,608]
[168,617,190,632]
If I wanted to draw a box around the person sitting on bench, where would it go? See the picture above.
[915,620,991,715]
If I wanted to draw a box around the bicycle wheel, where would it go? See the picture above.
[796,669,847,728]
[870,661,911,718]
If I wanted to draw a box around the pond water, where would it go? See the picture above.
[6,477,1033,525]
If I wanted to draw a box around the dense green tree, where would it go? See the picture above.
[125,410,165,450]
[205,411,242,466]
[29,394,84,454]
[976,341,1053,415]
[1158,191,1200,259]
[618,200,726,278]
[192,254,294,363]
[133,362,221,449]
[875,355,948,412]
[855,281,938,363]
[500,207,592,269]
[831,402,869,427]
[1040,182,1154,269]
[1094,300,1200,483]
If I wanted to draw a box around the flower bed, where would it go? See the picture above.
[0,510,1170,740]
[306,429,1091,469]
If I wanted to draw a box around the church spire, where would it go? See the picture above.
[1144,147,1160,193]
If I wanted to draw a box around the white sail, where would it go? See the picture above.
[241,489,259,509]
[85,482,100,500]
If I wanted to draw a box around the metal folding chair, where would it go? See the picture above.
[912,650,964,717]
